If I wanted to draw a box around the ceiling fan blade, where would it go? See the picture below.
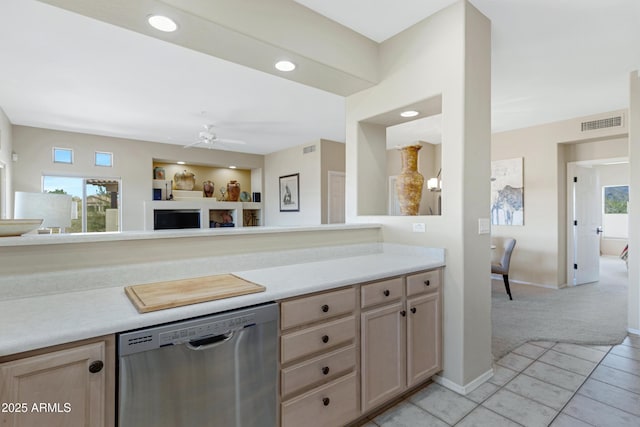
[216,138,246,145]
[183,140,208,149]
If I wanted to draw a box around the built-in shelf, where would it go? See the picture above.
[144,200,263,230]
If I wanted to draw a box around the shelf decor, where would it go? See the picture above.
[279,173,300,212]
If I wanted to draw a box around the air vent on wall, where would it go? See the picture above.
[580,115,623,132]
[303,144,316,154]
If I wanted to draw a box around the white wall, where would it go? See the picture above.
[629,71,640,333]
[492,112,628,287]
[347,0,492,389]
[12,126,264,230]
[0,108,13,219]
[264,140,322,225]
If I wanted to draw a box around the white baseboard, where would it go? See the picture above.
[628,327,640,337]
[432,368,494,395]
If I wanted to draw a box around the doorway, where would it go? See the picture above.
[327,171,345,224]
[567,158,629,286]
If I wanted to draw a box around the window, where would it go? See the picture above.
[53,147,73,164]
[43,176,121,233]
[95,151,113,167]
[602,185,628,239]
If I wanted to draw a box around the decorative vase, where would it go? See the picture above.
[227,180,241,202]
[395,144,424,215]
[203,180,215,198]
[174,170,195,190]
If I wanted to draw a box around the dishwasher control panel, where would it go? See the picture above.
[118,303,275,357]
[158,313,255,346]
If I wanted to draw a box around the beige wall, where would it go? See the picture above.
[0,108,13,218]
[492,111,628,287]
[347,1,492,389]
[12,126,263,230]
[264,140,322,225]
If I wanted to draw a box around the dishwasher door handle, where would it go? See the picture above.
[185,331,235,351]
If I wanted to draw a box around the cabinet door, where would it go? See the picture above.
[407,292,441,387]
[0,342,107,427]
[361,302,405,412]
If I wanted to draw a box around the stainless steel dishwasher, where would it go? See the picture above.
[118,302,278,427]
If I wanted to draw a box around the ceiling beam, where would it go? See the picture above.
[37,0,380,96]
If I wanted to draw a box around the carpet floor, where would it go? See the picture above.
[492,256,629,359]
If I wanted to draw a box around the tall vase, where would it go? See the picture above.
[227,180,241,202]
[395,144,424,215]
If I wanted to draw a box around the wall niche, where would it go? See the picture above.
[356,95,442,216]
[152,161,252,201]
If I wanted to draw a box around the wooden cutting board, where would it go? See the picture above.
[125,274,265,313]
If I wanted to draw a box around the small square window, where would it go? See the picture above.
[95,151,113,167]
[53,147,73,164]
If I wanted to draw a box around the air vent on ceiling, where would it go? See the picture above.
[303,144,316,154]
[580,115,623,132]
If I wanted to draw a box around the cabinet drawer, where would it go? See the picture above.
[281,287,356,330]
[281,316,356,363]
[361,277,403,308]
[407,270,440,296]
[281,345,356,398]
[281,372,358,427]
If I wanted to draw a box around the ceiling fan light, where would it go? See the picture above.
[275,60,296,72]
[147,15,178,32]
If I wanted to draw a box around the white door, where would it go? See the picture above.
[570,164,601,285]
[327,171,345,224]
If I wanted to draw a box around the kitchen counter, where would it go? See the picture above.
[0,243,444,357]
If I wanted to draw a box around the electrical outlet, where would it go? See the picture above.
[412,223,426,233]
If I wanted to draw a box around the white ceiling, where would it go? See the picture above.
[1,0,639,155]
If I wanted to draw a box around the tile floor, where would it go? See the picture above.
[361,334,640,427]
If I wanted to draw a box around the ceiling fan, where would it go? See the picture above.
[183,124,246,149]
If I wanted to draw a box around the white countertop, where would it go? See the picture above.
[0,244,444,357]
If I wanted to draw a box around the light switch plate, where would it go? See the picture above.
[412,223,426,233]
[478,218,490,234]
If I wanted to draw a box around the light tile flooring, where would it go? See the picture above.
[361,334,640,427]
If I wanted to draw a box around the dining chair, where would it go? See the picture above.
[492,238,516,300]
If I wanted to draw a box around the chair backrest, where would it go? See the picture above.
[499,238,516,271]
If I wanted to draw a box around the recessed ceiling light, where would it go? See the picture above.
[176,161,185,165]
[229,165,237,169]
[400,110,419,118]
[147,15,178,32]
[275,60,296,72]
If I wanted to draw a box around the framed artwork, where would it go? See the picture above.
[491,157,524,226]
[279,173,300,212]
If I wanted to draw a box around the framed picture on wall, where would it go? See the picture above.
[279,173,300,212]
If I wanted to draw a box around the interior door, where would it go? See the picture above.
[327,171,345,224]
[571,164,601,285]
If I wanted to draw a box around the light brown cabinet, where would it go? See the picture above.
[0,335,116,427]
[279,287,358,427]
[279,268,442,425]
[361,269,442,413]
